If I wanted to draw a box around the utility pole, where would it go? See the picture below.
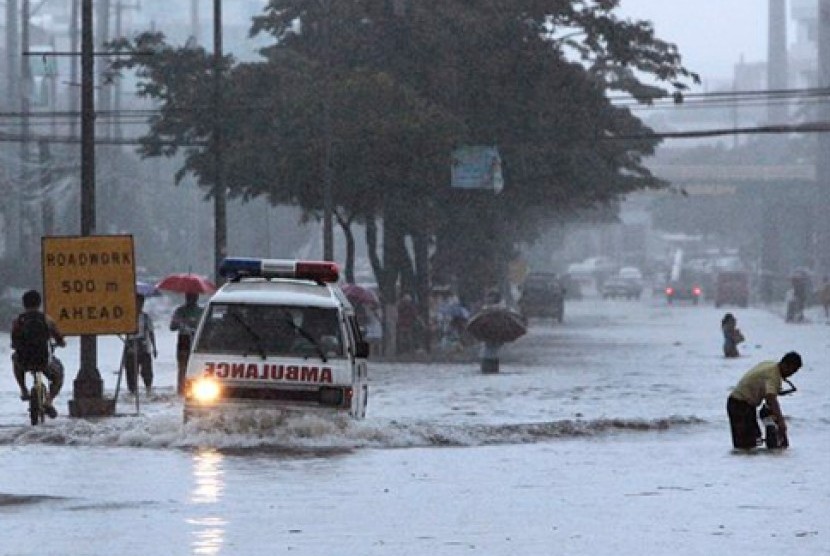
[818,0,830,277]
[191,0,200,44]
[70,0,113,417]
[39,140,54,236]
[20,0,32,269]
[767,0,789,125]
[114,0,124,141]
[321,0,334,262]
[96,0,111,139]
[113,2,140,141]
[69,0,79,138]
[5,0,21,263]
[6,0,19,107]
[213,0,227,283]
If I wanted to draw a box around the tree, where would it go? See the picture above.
[245,0,697,317]
[113,1,698,319]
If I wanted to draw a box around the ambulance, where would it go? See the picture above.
[183,258,369,422]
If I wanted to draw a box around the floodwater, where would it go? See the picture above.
[1,296,828,556]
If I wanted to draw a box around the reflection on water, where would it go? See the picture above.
[189,449,227,555]
[192,449,225,504]
[188,516,227,556]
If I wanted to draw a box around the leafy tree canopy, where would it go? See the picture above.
[111,1,698,302]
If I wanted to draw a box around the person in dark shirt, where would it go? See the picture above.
[11,289,66,415]
[170,293,203,395]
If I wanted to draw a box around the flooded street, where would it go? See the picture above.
[1,296,828,555]
[1,2,827,555]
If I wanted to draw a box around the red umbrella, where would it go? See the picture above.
[156,273,217,295]
[341,283,378,305]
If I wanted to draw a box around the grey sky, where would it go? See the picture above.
[616,1,768,86]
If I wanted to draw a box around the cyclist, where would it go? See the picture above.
[11,289,66,417]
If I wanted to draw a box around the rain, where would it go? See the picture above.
[1,1,828,555]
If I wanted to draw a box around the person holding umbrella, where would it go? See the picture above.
[466,288,527,373]
[156,273,215,395]
[170,293,204,395]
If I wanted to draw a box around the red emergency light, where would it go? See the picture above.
[220,258,340,283]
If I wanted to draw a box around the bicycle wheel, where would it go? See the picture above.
[29,383,45,425]
[764,424,779,450]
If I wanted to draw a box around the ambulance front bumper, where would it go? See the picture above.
[183,378,354,419]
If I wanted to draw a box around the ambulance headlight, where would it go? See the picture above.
[192,377,222,404]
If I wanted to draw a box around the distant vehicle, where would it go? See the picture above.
[560,274,583,300]
[715,270,749,308]
[566,256,616,276]
[518,272,565,321]
[601,277,642,300]
[665,280,702,305]
[618,266,643,283]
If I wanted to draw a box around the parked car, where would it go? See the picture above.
[665,280,703,305]
[518,272,565,321]
[715,270,749,308]
[601,277,642,300]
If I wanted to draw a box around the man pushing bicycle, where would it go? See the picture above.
[11,290,66,418]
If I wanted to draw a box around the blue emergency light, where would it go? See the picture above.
[219,257,339,283]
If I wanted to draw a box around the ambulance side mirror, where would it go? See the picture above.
[355,340,370,359]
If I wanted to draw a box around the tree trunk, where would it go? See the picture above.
[412,230,431,352]
[366,214,384,297]
[380,214,403,304]
[336,211,356,283]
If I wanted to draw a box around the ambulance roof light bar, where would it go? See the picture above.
[219,257,339,283]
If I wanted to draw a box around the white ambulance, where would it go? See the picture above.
[183,258,369,422]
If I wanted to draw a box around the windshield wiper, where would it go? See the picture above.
[280,311,327,363]
[228,311,268,360]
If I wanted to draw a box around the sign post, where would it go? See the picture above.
[42,235,137,417]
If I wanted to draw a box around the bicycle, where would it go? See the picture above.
[25,343,62,426]
[27,366,50,426]
[759,378,797,450]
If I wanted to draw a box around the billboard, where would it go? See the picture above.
[42,235,137,336]
[450,146,504,192]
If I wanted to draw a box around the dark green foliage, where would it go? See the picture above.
[111,0,697,307]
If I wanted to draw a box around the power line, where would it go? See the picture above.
[3,119,830,146]
[0,86,824,122]
[609,85,830,105]
[0,131,207,146]
[616,120,830,140]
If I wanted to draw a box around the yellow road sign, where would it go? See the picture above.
[42,235,137,336]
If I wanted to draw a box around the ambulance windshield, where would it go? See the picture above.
[195,303,344,359]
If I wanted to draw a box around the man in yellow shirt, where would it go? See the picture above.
[727,352,802,449]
